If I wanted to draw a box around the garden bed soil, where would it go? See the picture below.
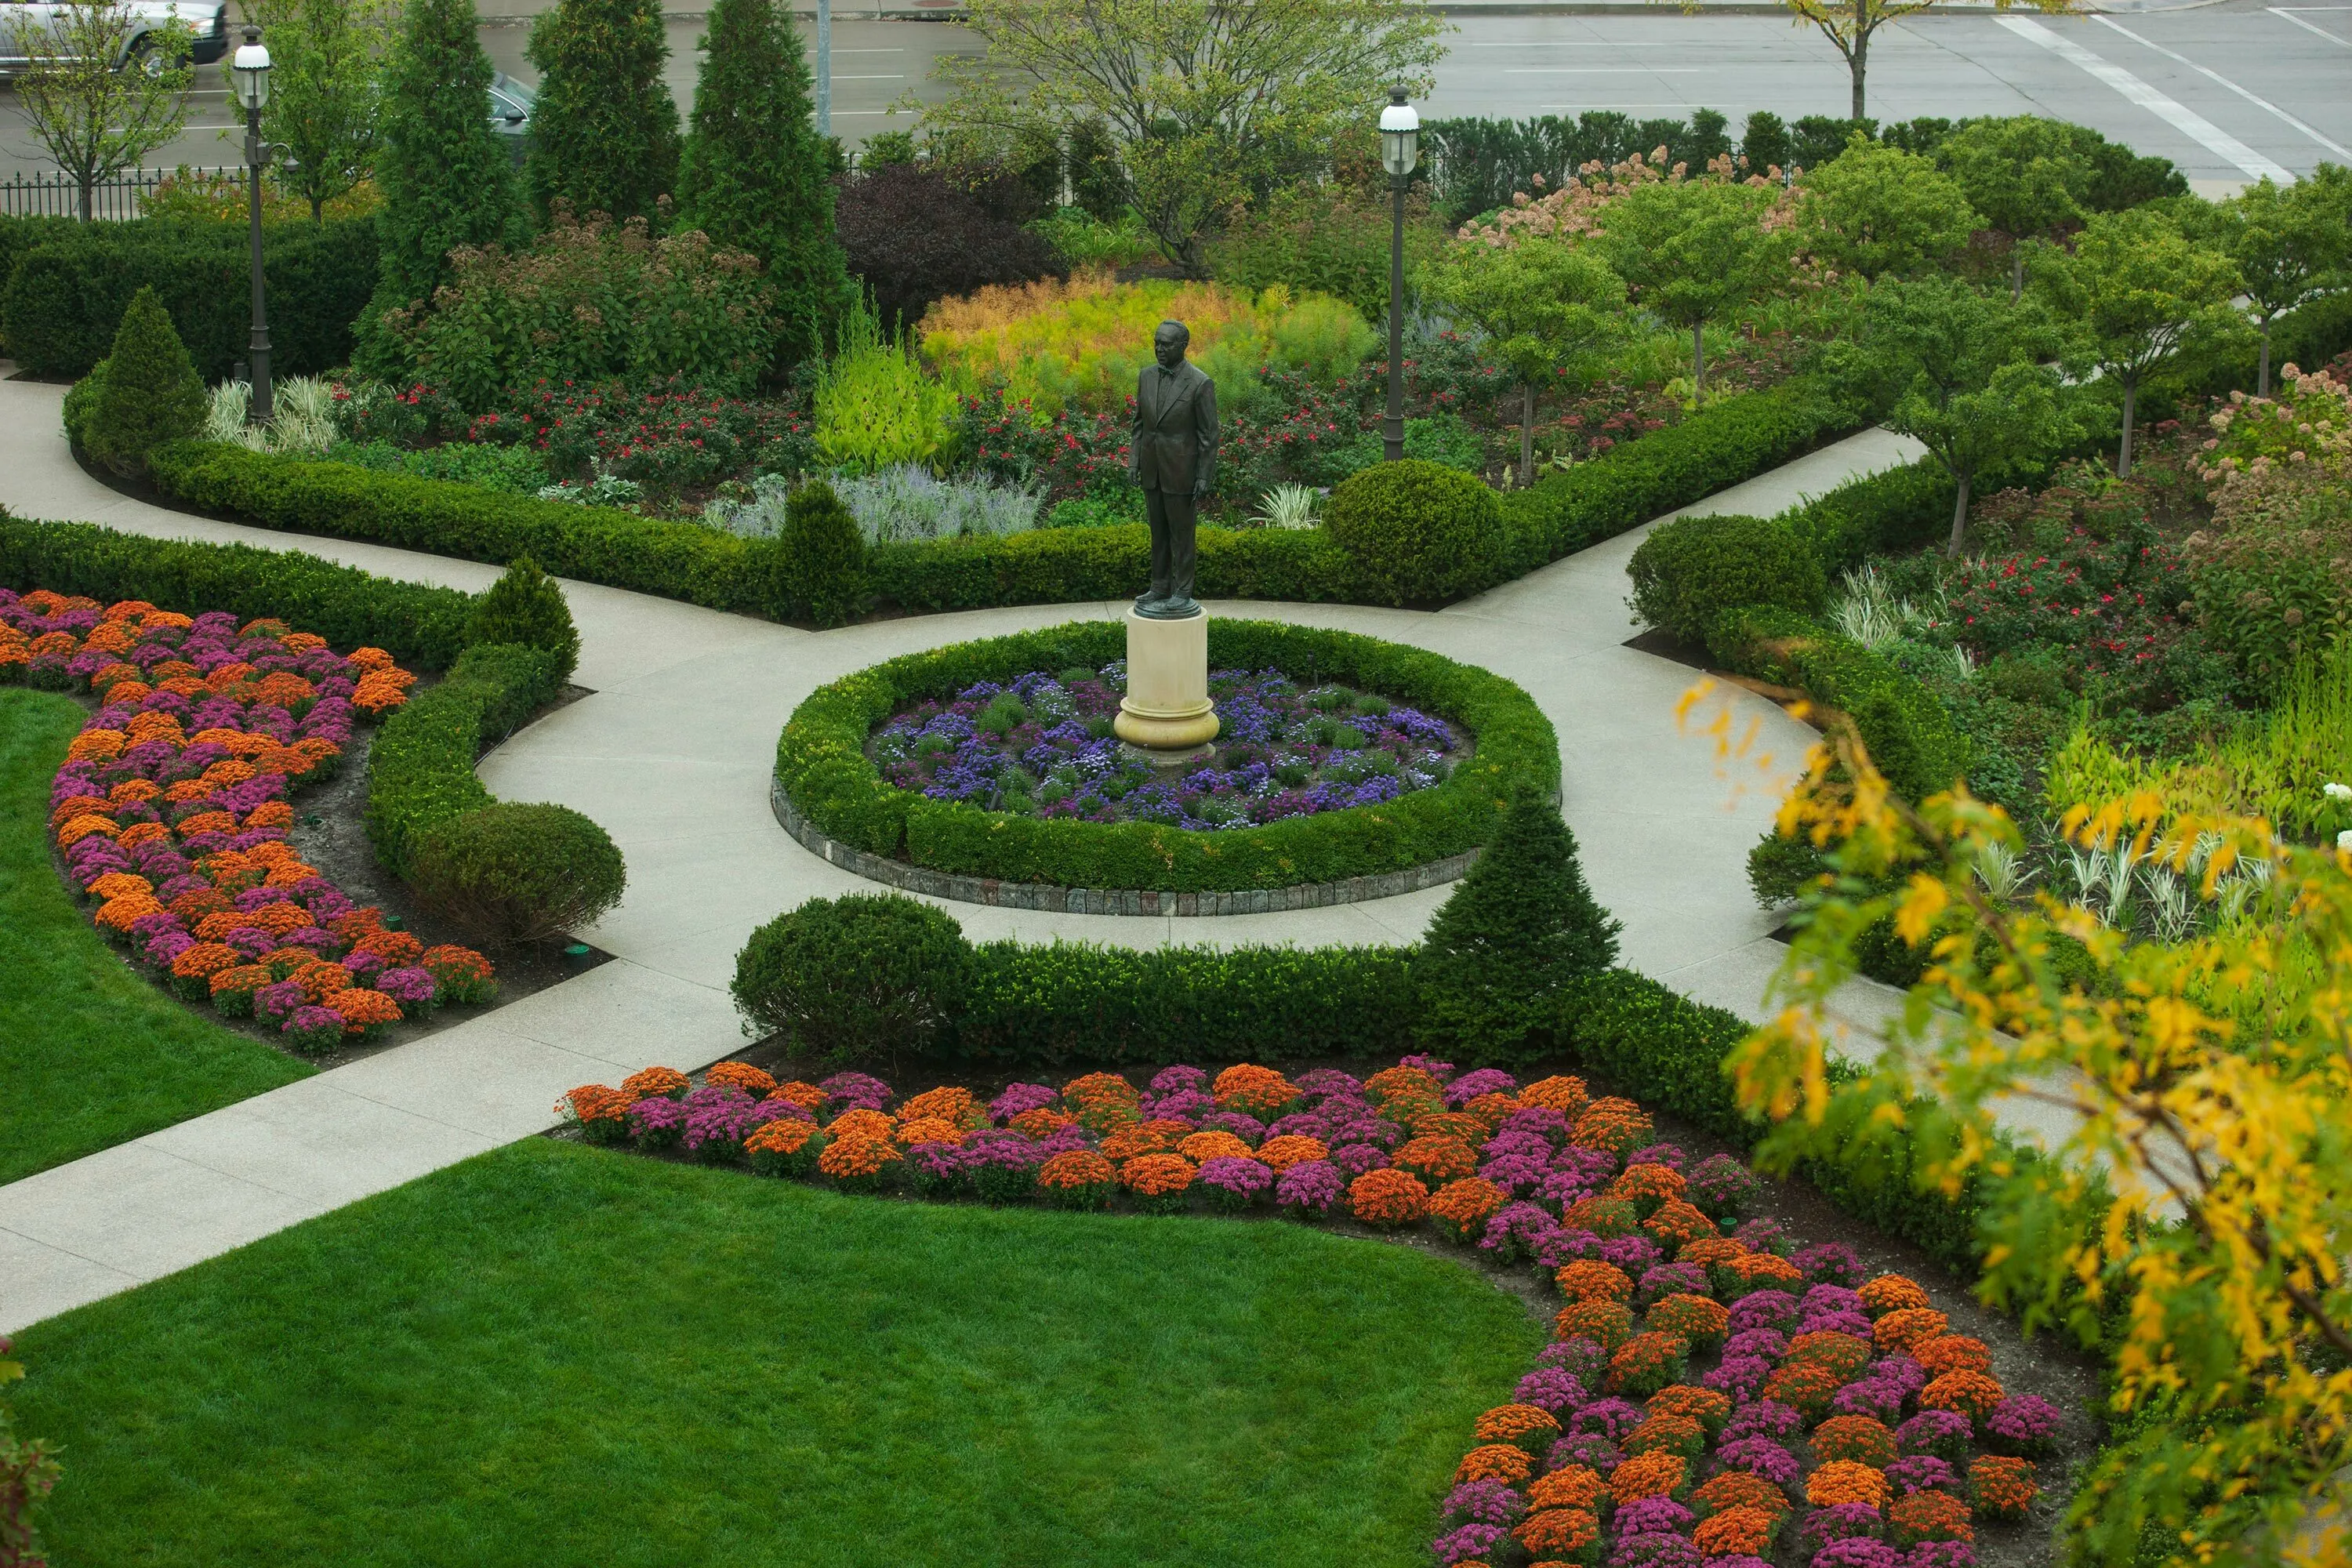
[49,676,612,1071]
[568,1040,2103,1566]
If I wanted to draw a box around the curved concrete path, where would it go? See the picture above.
[0,370,1922,1330]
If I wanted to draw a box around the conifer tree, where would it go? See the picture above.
[778,479,868,629]
[673,0,850,365]
[371,0,517,310]
[524,0,680,225]
[471,557,581,684]
[85,286,205,477]
[1413,789,1621,1062]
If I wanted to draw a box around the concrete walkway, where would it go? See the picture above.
[0,372,1920,1332]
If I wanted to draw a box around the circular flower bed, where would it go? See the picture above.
[870,662,1468,829]
[4,589,495,1052]
[558,1049,2062,1564]
[775,618,1555,893]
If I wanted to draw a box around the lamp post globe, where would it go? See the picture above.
[235,27,276,426]
[1378,86,1419,464]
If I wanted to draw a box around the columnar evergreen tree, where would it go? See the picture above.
[673,0,851,365]
[524,0,680,225]
[471,557,580,684]
[1413,789,1621,1062]
[371,0,517,310]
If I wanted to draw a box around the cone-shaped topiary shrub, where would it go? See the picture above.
[408,802,626,947]
[1413,786,1621,1062]
[731,892,972,1067]
[83,288,205,477]
[778,477,867,629]
[470,556,580,684]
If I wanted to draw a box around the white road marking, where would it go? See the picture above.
[1995,16,2295,183]
[2094,14,2350,161]
[2267,7,2352,44]
[1503,67,1720,74]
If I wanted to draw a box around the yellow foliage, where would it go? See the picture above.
[919,269,1374,416]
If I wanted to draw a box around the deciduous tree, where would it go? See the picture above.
[1936,115,2094,300]
[924,0,1446,277]
[1797,135,1977,284]
[247,0,397,220]
[2200,166,2352,396]
[673,0,851,366]
[1738,0,2077,121]
[1597,179,1788,395]
[1420,236,1629,477]
[4,0,194,220]
[524,0,681,225]
[2034,205,2243,477]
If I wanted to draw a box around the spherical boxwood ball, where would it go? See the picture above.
[1323,459,1505,606]
[731,892,972,1067]
[408,802,626,949]
[1626,511,1826,646]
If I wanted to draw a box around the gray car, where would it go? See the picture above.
[488,71,535,163]
[0,0,229,76]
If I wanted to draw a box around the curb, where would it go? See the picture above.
[474,0,2227,19]
[769,776,1477,917]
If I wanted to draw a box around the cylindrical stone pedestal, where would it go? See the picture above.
[1113,606,1219,762]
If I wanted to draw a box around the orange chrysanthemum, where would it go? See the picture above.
[291,961,352,1003]
[1514,1508,1599,1555]
[1624,1411,1704,1460]
[1428,1177,1510,1239]
[1610,1162,1687,1210]
[1178,1131,1256,1164]
[1210,1063,1300,1116]
[85,872,154,902]
[744,1119,815,1156]
[1474,1403,1562,1451]
[1646,1294,1730,1347]
[1553,1298,1635,1352]
[1454,1444,1534,1486]
[1693,1470,1791,1520]
[1609,1451,1687,1505]
[1009,1107,1076,1138]
[1062,1071,1140,1109]
[1785,1331,1875,1381]
[1860,1273,1932,1316]
[169,942,241,979]
[1806,1461,1890,1510]
[1893,1489,1978,1543]
[891,1085,974,1127]
[1968,1455,2037,1520]
[1120,1153,1196,1197]
[207,963,272,999]
[828,1109,896,1142]
[699,1062,778,1098]
[1527,1465,1606,1512]
[1347,1168,1429,1225]
[1642,1199,1719,1249]
[622,1065,690,1099]
[1646,1385,1732,1434]
[1036,1149,1115,1190]
[1102,1123,1185,1162]
[1727,1250,1804,1289]
[325,988,402,1032]
[1255,1134,1328,1172]
[1915,1334,1994,1378]
[1518,1074,1590,1117]
[1363,1065,1444,1105]
[1694,1506,1780,1557]
[1920,1370,2006,1426]
[1875,1306,1952,1354]
[1813,1414,1898,1468]
[1392,1134,1479,1184]
[818,1135,901,1179]
[895,1116,966,1148]
[1407,1109,1490,1145]
[1571,1100,1655,1157]
[1555,1261,1635,1303]
[562,1084,637,1126]
[770,1080,826,1109]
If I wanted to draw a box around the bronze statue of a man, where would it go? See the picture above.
[1127,319,1218,619]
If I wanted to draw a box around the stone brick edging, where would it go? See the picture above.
[771,778,1475,916]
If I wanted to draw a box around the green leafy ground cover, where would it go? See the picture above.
[9,1138,1541,1567]
[0,689,310,1184]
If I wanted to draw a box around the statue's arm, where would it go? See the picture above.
[1194,376,1218,496]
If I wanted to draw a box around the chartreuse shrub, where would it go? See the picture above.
[408,802,626,948]
[470,557,580,685]
[1628,511,1826,647]
[82,287,205,478]
[731,893,971,1066]
[1323,459,1506,606]
[1413,788,1621,1062]
[775,619,1555,894]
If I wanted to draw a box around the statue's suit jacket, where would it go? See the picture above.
[1127,360,1218,495]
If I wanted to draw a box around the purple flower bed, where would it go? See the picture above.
[867,665,1466,829]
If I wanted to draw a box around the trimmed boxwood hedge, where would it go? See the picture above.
[147,375,1874,624]
[0,513,475,670]
[777,619,1558,894]
[365,641,563,876]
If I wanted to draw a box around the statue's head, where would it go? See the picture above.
[1153,320,1190,369]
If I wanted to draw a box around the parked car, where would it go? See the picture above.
[0,0,229,76]
[488,71,535,163]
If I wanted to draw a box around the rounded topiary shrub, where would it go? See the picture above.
[408,802,626,947]
[470,556,580,685]
[1322,459,1505,606]
[1628,512,1825,646]
[731,892,970,1065]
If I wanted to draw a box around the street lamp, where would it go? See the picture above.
[230,27,276,426]
[1378,85,1419,464]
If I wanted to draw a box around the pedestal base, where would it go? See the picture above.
[1119,739,1217,771]
[1113,605,1220,755]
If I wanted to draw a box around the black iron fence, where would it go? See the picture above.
[0,165,241,220]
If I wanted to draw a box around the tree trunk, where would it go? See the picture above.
[1946,468,1973,557]
[78,174,93,223]
[2118,375,2138,478]
[2259,319,2273,397]
[1850,3,1869,121]
[2010,245,2024,304]
[1692,321,1705,397]
[312,193,325,223]
[1521,379,1536,478]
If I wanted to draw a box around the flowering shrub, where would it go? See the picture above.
[1348,1168,1432,1226]
[7,589,493,1054]
[1889,1490,1975,1546]
[1966,1456,2037,1521]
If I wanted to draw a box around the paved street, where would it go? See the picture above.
[0,2,2340,192]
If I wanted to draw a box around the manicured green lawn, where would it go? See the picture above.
[12,1142,1541,1567]
[0,688,312,1184]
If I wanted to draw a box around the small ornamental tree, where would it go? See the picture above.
[2201,167,2352,396]
[1797,136,1977,285]
[5,0,193,221]
[1414,787,1621,1062]
[673,0,851,366]
[1936,115,2095,300]
[1854,274,2083,554]
[1419,234,1629,477]
[247,0,397,221]
[523,0,681,227]
[778,478,868,629]
[1598,179,1788,396]
[84,286,205,477]
[2034,205,2244,477]
[470,556,580,684]
[1710,683,2352,1564]
[370,0,519,314]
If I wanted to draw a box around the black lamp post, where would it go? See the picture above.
[1378,86,1420,464]
[230,27,275,426]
